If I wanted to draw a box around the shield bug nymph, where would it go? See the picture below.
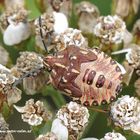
[43,45,125,106]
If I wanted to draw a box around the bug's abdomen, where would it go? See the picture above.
[75,50,122,106]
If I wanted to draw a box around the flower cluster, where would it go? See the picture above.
[11,51,44,77]
[110,95,140,134]
[55,101,89,139]
[0,114,14,140]
[0,5,30,46]
[0,64,21,107]
[36,132,58,140]
[93,15,126,44]
[75,1,100,33]
[0,6,28,28]
[54,28,86,51]
[125,44,140,74]
[113,0,140,19]
[35,13,55,37]
[14,99,52,126]
[100,132,126,140]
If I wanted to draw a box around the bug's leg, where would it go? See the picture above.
[111,48,131,55]
[13,68,42,87]
[88,107,109,114]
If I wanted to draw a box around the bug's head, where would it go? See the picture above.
[43,55,55,72]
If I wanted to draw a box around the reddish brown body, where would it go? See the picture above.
[43,46,123,106]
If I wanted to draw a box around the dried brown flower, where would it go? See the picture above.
[14,99,52,126]
[110,95,140,134]
[0,64,21,107]
[11,51,48,95]
[53,28,87,51]
[113,0,140,18]
[35,13,55,37]
[125,44,140,75]
[56,101,89,139]
[75,1,100,33]
[0,46,9,66]
[93,15,126,44]
[0,5,29,29]
[0,114,14,140]
[11,51,44,77]
[36,132,58,140]
[100,132,126,140]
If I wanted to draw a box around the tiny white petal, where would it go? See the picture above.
[4,22,31,46]
[51,118,68,140]
[53,12,68,34]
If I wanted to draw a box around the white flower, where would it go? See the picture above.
[67,101,80,113]
[14,99,51,126]
[3,22,31,46]
[51,118,68,140]
[93,15,126,44]
[56,101,89,139]
[54,28,86,51]
[53,11,68,34]
[0,64,21,106]
[36,132,58,140]
[11,51,44,77]
[110,95,140,134]
[81,138,98,140]
[100,132,126,140]
[75,1,100,33]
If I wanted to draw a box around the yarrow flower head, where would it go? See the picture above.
[54,28,87,51]
[56,101,89,139]
[35,11,68,50]
[100,131,126,140]
[125,44,140,75]
[36,132,58,140]
[75,1,100,33]
[0,46,9,66]
[11,51,47,95]
[11,51,44,77]
[0,64,21,107]
[93,15,126,44]
[0,114,14,140]
[35,13,55,37]
[0,5,31,46]
[110,95,140,134]
[14,99,52,126]
[113,0,140,19]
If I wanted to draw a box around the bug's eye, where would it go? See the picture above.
[47,67,52,72]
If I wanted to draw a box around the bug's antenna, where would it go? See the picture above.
[38,16,49,53]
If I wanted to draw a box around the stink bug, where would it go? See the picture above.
[43,46,124,106]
